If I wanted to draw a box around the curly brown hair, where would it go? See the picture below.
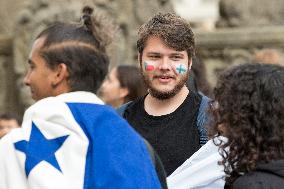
[137,13,195,62]
[209,63,284,186]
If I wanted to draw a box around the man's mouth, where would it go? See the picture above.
[29,88,34,94]
[155,75,174,83]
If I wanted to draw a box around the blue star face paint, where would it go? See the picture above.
[175,64,187,75]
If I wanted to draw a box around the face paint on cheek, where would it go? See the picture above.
[175,64,187,75]
[144,61,155,71]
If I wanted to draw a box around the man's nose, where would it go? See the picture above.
[23,72,30,86]
[158,57,171,70]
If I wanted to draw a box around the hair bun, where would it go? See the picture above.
[80,5,117,50]
[82,6,94,15]
[81,6,94,32]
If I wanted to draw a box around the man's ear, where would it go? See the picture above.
[52,63,69,87]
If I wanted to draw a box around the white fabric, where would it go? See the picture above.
[167,137,227,189]
[0,92,103,189]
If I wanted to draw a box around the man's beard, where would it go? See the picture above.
[142,71,189,100]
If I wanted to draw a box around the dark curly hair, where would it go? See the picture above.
[137,12,195,62]
[209,63,284,186]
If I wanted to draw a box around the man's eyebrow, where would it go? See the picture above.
[146,52,161,55]
[171,52,184,56]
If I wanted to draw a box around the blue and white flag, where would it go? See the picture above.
[0,91,162,189]
[167,137,227,189]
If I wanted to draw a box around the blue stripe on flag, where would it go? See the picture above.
[66,103,162,189]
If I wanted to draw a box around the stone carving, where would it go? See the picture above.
[217,0,284,27]
[197,0,284,86]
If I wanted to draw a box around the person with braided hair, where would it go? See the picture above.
[0,6,167,189]
[209,63,284,189]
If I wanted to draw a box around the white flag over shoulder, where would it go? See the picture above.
[167,137,227,189]
[0,92,162,189]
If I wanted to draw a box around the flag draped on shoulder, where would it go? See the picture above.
[0,91,162,189]
[167,137,227,189]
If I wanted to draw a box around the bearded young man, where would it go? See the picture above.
[117,13,211,176]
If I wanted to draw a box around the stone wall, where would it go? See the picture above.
[195,26,284,85]
[196,0,284,86]
[0,0,28,116]
[218,0,284,27]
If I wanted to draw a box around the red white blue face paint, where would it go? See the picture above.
[174,63,187,75]
[144,61,155,71]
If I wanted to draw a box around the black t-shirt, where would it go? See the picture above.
[123,91,202,175]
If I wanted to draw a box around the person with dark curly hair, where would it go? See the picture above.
[0,6,166,189]
[210,63,284,189]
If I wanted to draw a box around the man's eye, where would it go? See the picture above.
[149,55,160,59]
[171,56,182,61]
[29,65,35,69]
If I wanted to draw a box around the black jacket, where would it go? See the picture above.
[231,160,284,189]
[143,139,168,189]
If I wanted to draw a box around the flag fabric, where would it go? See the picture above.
[167,137,226,189]
[0,91,162,189]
